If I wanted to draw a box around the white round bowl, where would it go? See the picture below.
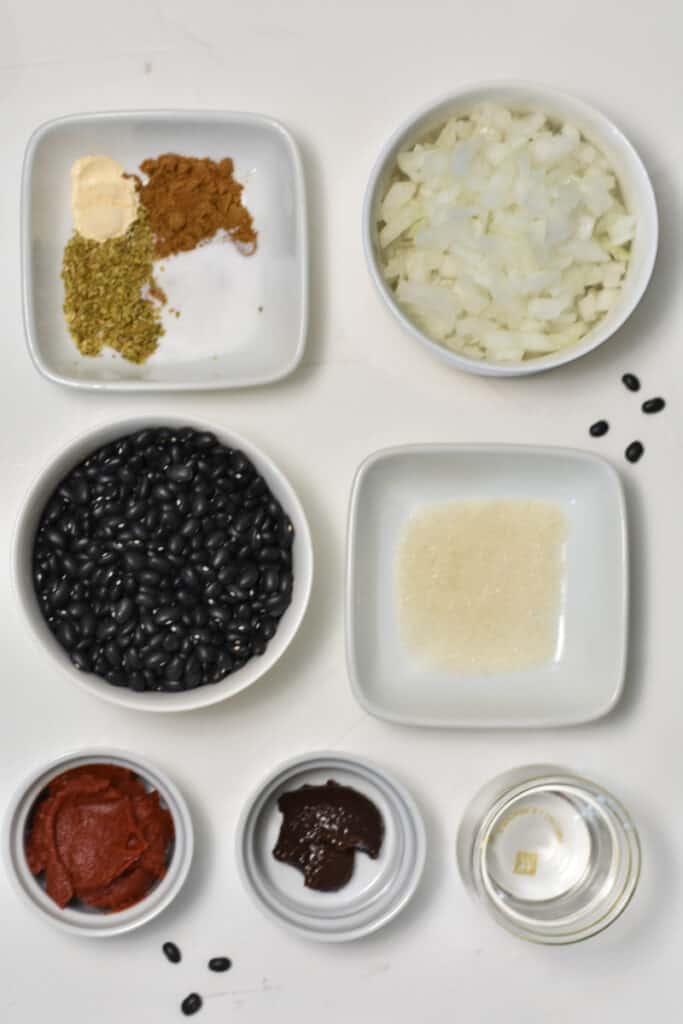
[3,749,194,937]
[363,80,658,377]
[12,415,314,712]
[236,751,426,942]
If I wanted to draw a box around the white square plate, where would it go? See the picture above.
[346,445,628,728]
[22,110,307,390]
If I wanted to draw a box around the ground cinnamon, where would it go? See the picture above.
[137,154,257,259]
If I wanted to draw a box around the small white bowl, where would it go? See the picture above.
[3,749,193,937]
[236,751,426,942]
[346,444,628,727]
[12,416,313,712]
[363,81,658,377]
[22,110,308,390]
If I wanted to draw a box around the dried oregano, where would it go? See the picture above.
[61,209,164,364]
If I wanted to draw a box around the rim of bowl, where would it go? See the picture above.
[3,748,194,937]
[362,79,659,378]
[11,415,314,712]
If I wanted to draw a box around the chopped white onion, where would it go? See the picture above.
[378,104,635,362]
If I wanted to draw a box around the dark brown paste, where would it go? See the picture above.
[273,780,384,891]
[25,764,174,912]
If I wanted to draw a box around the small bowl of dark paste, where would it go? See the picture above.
[3,750,193,936]
[236,752,425,941]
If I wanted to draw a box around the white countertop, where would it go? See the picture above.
[1,1,681,1020]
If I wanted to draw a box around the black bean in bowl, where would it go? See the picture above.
[32,427,295,694]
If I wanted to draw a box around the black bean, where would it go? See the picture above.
[184,657,202,688]
[104,642,122,666]
[260,617,277,640]
[106,670,127,687]
[95,618,117,642]
[145,650,169,672]
[589,419,609,438]
[48,581,70,609]
[210,606,232,627]
[217,566,237,585]
[238,566,259,589]
[163,634,181,653]
[123,549,146,572]
[80,612,96,637]
[143,507,158,532]
[180,566,199,589]
[208,957,232,973]
[155,606,181,625]
[262,568,280,593]
[168,533,185,555]
[167,464,194,484]
[622,373,641,392]
[139,569,161,587]
[162,941,182,964]
[124,648,142,671]
[233,512,252,534]
[114,597,134,624]
[56,621,78,648]
[211,547,231,570]
[625,441,645,463]
[226,585,247,603]
[205,582,222,600]
[129,672,147,692]
[148,554,171,575]
[642,397,665,414]
[180,517,200,538]
[71,648,92,671]
[205,530,226,550]
[148,631,167,651]
[165,656,185,681]
[196,644,216,665]
[259,547,282,565]
[125,499,145,519]
[192,495,209,517]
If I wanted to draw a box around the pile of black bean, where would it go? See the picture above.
[32,426,295,693]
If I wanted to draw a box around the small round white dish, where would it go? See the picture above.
[3,749,194,938]
[363,80,658,377]
[12,415,314,712]
[236,751,426,942]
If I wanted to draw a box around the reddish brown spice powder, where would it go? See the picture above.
[137,154,257,258]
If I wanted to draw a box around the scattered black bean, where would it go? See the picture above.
[181,993,202,1016]
[622,373,641,392]
[589,420,609,438]
[162,941,181,964]
[32,427,295,693]
[625,441,645,463]
[642,397,665,414]
[208,957,232,973]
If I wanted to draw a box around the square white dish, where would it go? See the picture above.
[22,110,308,390]
[346,445,628,728]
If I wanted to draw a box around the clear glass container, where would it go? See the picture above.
[456,765,640,944]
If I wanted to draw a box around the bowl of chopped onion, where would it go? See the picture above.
[363,82,658,376]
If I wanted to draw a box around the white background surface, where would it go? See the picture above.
[1,1,681,1020]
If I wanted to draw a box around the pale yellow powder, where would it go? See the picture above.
[397,500,567,674]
